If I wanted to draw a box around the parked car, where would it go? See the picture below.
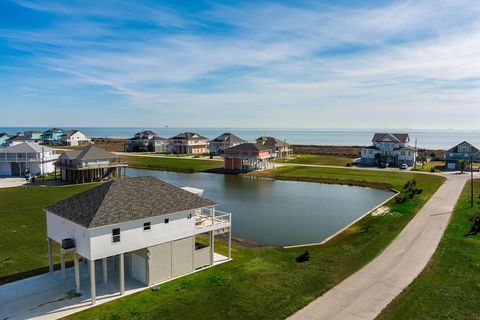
[379,162,389,168]
[400,163,408,170]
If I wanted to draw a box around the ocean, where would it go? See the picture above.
[1,127,479,150]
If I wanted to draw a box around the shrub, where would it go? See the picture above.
[296,251,310,263]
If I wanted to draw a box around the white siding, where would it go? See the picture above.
[46,212,91,259]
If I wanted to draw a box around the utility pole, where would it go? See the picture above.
[105,135,108,151]
[471,151,474,208]
[42,146,45,182]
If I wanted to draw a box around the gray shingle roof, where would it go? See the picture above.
[59,145,117,161]
[170,132,208,140]
[210,133,247,144]
[46,176,217,228]
[256,136,290,147]
[372,133,409,143]
[0,141,54,153]
[225,142,272,152]
[446,141,479,153]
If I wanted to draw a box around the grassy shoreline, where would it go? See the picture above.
[378,179,480,320]
[121,155,223,173]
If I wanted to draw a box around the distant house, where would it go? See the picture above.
[361,133,417,167]
[124,130,168,153]
[444,141,480,170]
[169,132,208,154]
[41,128,64,145]
[24,130,42,142]
[45,176,231,305]
[255,136,293,158]
[209,132,247,155]
[222,143,275,172]
[0,133,11,148]
[0,142,58,176]
[57,145,127,183]
[4,134,30,147]
[60,130,91,146]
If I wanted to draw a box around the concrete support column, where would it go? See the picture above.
[228,231,232,260]
[119,253,125,295]
[74,253,80,293]
[60,250,66,281]
[47,238,54,274]
[89,259,96,305]
[102,258,108,284]
[210,231,214,265]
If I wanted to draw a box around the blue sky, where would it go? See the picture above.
[0,0,479,129]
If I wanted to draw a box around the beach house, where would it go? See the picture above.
[222,142,275,172]
[57,145,127,183]
[209,132,247,155]
[0,141,58,176]
[60,130,91,146]
[169,132,208,154]
[124,130,168,153]
[0,133,11,148]
[361,133,417,167]
[41,128,64,145]
[444,141,480,170]
[45,176,232,305]
[24,130,42,142]
[255,136,293,158]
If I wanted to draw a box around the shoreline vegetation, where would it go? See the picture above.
[378,179,480,320]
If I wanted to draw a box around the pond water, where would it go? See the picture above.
[126,168,394,247]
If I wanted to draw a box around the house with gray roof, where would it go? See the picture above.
[208,132,247,155]
[444,141,480,170]
[45,176,232,305]
[361,133,417,167]
[169,132,209,154]
[223,142,275,172]
[124,130,168,153]
[57,145,127,183]
[60,130,91,146]
[256,136,293,158]
[0,141,58,176]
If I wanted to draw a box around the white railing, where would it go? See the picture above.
[0,155,58,162]
[195,210,231,229]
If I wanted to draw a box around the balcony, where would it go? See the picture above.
[195,209,231,234]
[56,160,128,170]
[0,155,59,162]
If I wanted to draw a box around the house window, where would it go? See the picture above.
[164,218,169,224]
[368,150,373,154]
[401,151,405,155]
[112,228,120,243]
[143,222,151,231]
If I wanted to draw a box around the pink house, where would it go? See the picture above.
[222,143,274,172]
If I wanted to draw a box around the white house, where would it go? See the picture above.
[361,133,417,167]
[60,130,91,146]
[208,132,247,155]
[0,142,58,176]
[45,176,232,305]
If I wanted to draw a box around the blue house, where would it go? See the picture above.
[41,128,64,145]
[0,133,11,148]
[444,141,480,170]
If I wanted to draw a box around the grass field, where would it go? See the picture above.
[378,179,480,320]
[66,169,445,320]
[122,155,223,172]
[274,154,354,166]
[412,161,445,172]
[0,184,96,284]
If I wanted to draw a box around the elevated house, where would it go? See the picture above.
[361,133,417,167]
[45,176,232,305]
[57,145,127,183]
[24,130,42,142]
[169,132,208,154]
[0,133,11,148]
[41,128,64,145]
[256,136,293,158]
[209,132,247,155]
[60,130,91,146]
[4,134,34,147]
[222,142,274,172]
[0,142,58,176]
[124,130,168,153]
[444,141,480,170]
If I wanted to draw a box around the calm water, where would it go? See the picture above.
[1,127,479,149]
[126,168,394,247]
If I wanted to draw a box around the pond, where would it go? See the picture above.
[126,168,394,247]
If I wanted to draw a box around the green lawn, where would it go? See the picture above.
[0,184,96,283]
[122,155,223,173]
[378,179,480,320]
[412,161,445,172]
[274,154,354,166]
[66,169,445,320]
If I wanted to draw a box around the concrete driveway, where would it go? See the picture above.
[289,172,475,320]
[0,177,27,188]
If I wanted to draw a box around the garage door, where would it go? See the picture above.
[172,237,194,278]
[447,162,456,170]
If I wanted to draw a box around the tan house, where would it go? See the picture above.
[256,136,293,158]
[169,132,208,154]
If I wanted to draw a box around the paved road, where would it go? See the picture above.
[0,177,27,188]
[289,172,474,320]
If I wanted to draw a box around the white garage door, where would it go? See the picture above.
[447,162,456,170]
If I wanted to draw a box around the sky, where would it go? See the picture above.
[0,0,479,129]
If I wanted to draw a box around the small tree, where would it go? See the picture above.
[418,155,427,170]
[458,160,466,173]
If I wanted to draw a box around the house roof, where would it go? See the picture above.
[0,141,54,153]
[0,132,9,138]
[446,141,480,154]
[60,145,118,160]
[45,128,63,133]
[61,130,83,137]
[6,135,28,142]
[170,132,208,140]
[372,133,409,143]
[256,136,290,147]
[136,130,157,136]
[45,176,217,228]
[225,142,272,152]
[210,132,247,144]
[24,130,42,134]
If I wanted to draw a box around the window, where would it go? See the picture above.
[143,222,151,231]
[164,218,169,224]
[112,228,120,243]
